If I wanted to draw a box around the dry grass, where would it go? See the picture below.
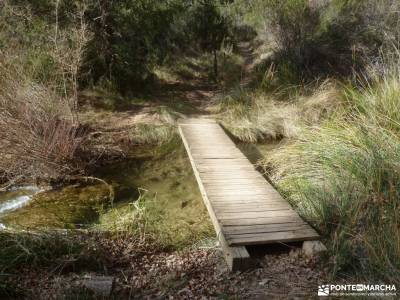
[210,80,341,142]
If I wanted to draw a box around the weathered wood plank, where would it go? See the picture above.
[209,197,287,204]
[218,210,298,220]
[227,228,320,246]
[220,215,304,226]
[210,195,284,199]
[223,223,310,235]
[214,207,293,214]
[212,202,291,208]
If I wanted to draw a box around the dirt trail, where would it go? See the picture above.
[237,41,256,88]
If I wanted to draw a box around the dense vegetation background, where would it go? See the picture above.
[1,0,399,298]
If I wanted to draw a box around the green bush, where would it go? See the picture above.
[83,0,181,92]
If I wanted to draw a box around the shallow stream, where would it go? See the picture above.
[0,139,281,236]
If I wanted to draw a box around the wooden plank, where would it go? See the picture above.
[196,163,253,166]
[205,187,274,192]
[210,196,285,202]
[223,223,310,235]
[218,210,297,219]
[221,215,304,226]
[204,186,271,191]
[212,202,291,207]
[226,228,320,246]
[207,192,282,198]
[203,181,268,186]
[190,148,243,151]
[207,186,271,196]
[205,185,271,190]
[202,177,265,185]
[212,202,287,207]
[199,173,265,178]
[197,166,255,171]
[196,158,252,163]
[208,191,281,197]
[199,176,264,181]
[196,162,254,166]
[210,195,284,199]
[214,207,293,214]
[213,207,292,212]
[179,119,217,124]
[199,169,264,174]
[213,199,290,206]
[210,198,286,203]
[196,157,252,161]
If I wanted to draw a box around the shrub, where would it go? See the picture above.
[0,62,87,183]
[0,1,91,183]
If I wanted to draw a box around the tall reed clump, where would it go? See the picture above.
[265,63,400,283]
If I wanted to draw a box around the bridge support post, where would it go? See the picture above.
[219,234,254,271]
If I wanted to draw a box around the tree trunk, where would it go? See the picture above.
[213,49,218,82]
[98,0,114,81]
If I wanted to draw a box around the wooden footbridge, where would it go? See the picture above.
[178,118,321,270]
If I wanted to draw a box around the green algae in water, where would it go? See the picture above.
[96,141,214,249]
[1,184,110,229]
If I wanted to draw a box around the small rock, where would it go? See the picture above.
[259,278,272,286]
[302,241,327,257]
[81,276,114,297]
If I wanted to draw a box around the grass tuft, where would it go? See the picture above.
[211,80,341,143]
[129,124,177,146]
